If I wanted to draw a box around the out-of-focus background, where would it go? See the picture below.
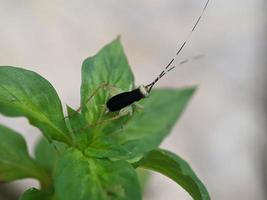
[0,0,266,199]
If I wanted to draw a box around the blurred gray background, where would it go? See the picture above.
[0,0,266,199]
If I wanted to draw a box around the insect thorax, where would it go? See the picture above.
[138,85,149,97]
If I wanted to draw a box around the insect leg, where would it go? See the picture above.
[133,102,144,110]
[81,111,128,130]
[78,83,110,112]
[64,83,110,119]
[97,106,133,126]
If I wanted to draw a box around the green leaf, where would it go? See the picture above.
[34,138,59,174]
[54,148,141,200]
[113,88,195,158]
[80,38,135,124]
[0,124,48,183]
[20,188,53,200]
[135,149,210,200]
[0,66,72,144]
[85,136,130,160]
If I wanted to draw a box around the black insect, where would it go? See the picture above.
[106,86,148,112]
[106,0,210,112]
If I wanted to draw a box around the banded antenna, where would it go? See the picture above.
[146,0,210,92]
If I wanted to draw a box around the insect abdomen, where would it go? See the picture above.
[106,88,144,112]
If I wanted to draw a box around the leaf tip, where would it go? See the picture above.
[115,35,121,42]
[182,85,198,98]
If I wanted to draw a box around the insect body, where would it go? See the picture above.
[106,85,148,112]
[106,0,210,113]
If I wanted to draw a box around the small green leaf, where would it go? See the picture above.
[0,66,71,144]
[135,149,210,200]
[54,148,141,200]
[80,38,135,124]
[136,168,150,193]
[113,88,195,158]
[0,124,48,183]
[20,188,52,200]
[66,105,92,149]
[34,137,67,190]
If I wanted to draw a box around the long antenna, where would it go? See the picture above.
[146,0,210,92]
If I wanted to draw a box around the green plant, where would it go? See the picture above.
[0,38,210,200]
